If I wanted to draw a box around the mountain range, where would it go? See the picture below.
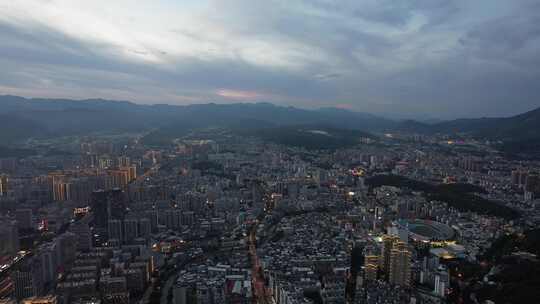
[0,95,539,153]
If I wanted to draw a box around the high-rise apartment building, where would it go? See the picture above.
[380,235,400,276]
[0,217,19,255]
[363,255,379,281]
[123,218,138,244]
[15,209,33,230]
[91,189,126,230]
[69,221,92,252]
[0,174,8,196]
[117,156,131,168]
[388,241,411,287]
[138,218,151,240]
[37,242,58,287]
[525,172,540,193]
[108,219,123,243]
[12,258,44,300]
[55,232,77,270]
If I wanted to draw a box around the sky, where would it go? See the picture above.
[1,0,539,119]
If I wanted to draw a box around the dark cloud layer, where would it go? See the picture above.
[0,0,539,118]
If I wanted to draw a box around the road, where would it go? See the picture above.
[248,220,273,304]
[160,271,176,304]
[159,253,208,304]
[138,279,154,304]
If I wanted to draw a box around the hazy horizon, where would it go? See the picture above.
[3,93,539,122]
[1,1,540,119]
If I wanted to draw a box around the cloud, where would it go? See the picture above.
[0,0,539,118]
[334,103,356,110]
[216,89,264,100]
[314,73,342,81]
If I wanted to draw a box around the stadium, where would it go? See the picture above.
[398,219,455,243]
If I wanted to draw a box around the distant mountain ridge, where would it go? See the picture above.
[402,106,540,153]
[1,95,539,153]
[402,107,540,138]
[0,95,395,144]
